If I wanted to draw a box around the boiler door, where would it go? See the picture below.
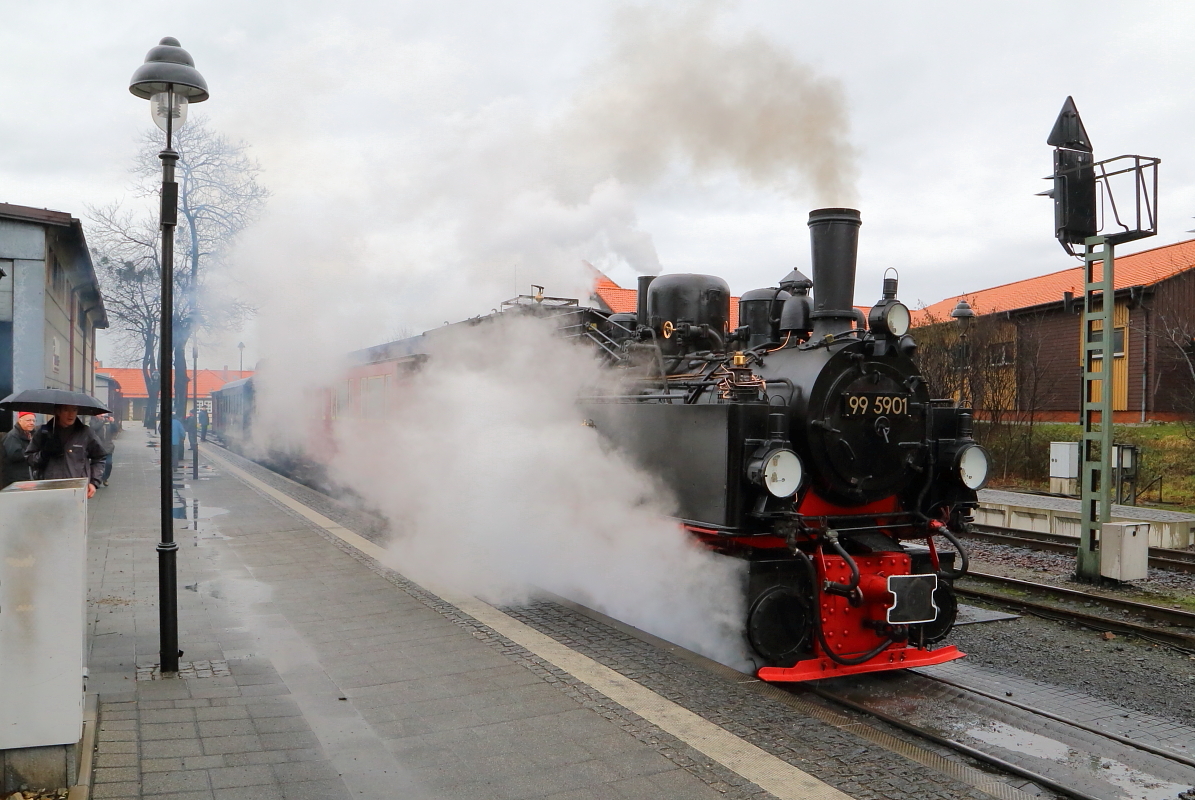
[810,359,927,504]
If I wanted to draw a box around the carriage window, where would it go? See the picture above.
[360,375,388,419]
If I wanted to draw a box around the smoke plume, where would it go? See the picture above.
[241,5,857,667]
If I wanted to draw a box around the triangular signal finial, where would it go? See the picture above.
[1047,96,1093,152]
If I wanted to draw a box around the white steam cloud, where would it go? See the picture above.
[327,316,749,666]
[240,5,856,667]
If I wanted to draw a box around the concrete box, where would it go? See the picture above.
[0,478,88,749]
[1100,522,1149,582]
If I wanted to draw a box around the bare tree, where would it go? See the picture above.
[1146,311,1195,438]
[913,304,1054,483]
[88,115,267,421]
[89,205,164,426]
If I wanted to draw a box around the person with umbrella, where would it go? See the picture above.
[25,405,106,498]
[1,411,36,489]
[1,389,112,500]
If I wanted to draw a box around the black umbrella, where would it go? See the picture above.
[0,388,111,416]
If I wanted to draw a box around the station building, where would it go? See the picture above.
[95,366,253,421]
[0,203,107,432]
[913,237,1195,422]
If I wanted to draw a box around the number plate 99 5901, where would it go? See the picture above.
[843,393,910,416]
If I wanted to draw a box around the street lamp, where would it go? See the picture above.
[950,299,976,407]
[130,36,209,676]
[238,341,245,373]
[192,343,199,480]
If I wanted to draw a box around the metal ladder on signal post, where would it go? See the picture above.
[1078,237,1116,581]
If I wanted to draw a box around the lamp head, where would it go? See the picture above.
[129,37,209,102]
[950,299,976,329]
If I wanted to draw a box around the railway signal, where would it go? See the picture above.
[1043,97,1159,582]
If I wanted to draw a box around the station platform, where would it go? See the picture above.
[83,427,1007,800]
[976,488,1195,549]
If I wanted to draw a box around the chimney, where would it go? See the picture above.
[808,208,862,336]
[222,366,228,381]
[636,276,654,328]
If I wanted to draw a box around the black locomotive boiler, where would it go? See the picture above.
[585,208,987,681]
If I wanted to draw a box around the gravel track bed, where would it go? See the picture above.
[964,538,1195,596]
[948,538,1195,727]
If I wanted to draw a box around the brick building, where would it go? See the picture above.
[913,238,1195,422]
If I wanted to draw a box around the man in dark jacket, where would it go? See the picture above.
[25,404,106,498]
[1,411,36,489]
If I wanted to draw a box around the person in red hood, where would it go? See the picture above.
[1,411,36,489]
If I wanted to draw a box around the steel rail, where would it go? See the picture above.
[956,572,1195,650]
[966,526,1195,573]
[804,684,1106,800]
[917,671,1195,770]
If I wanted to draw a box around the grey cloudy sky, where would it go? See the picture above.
[2,1,1193,368]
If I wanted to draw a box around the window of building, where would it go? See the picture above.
[986,341,1015,367]
[1088,327,1126,358]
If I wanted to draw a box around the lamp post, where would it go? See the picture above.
[238,341,245,373]
[130,37,209,675]
[950,299,976,407]
[192,343,199,479]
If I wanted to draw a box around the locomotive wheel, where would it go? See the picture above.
[911,582,958,644]
[746,585,812,667]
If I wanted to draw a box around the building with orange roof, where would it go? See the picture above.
[95,365,253,421]
[913,237,1195,422]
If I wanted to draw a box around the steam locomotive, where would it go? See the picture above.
[214,206,984,682]
[581,207,984,681]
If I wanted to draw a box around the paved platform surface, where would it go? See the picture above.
[88,428,795,800]
[84,426,1011,800]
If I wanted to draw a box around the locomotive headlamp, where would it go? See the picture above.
[748,448,803,498]
[956,443,990,490]
[867,270,910,337]
[880,302,910,336]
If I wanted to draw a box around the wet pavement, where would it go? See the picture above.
[88,428,849,800]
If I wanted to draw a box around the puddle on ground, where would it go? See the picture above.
[825,674,1195,800]
[184,575,272,605]
[171,499,233,542]
[964,721,1192,800]
[172,499,229,523]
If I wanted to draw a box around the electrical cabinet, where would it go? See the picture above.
[0,478,88,749]
[1101,522,1149,582]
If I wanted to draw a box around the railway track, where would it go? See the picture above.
[956,571,1195,650]
[805,667,1195,800]
[967,526,1195,574]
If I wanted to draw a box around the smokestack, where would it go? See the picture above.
[808,207,861,336]
[636,275,655,327]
